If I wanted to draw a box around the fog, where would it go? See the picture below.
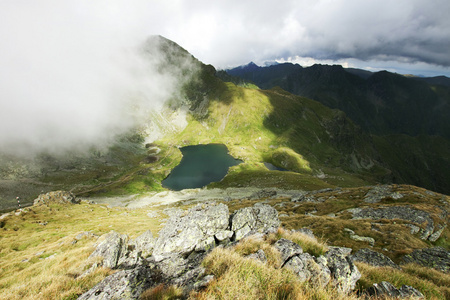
[0,2,194,157]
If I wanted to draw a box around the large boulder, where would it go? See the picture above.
[401,247,450,273]
[325,247,361,293]
[33,191,79,206]
[351,248,399,269]
[89,231,129,269]
[231,203,280,240]
[284,253,331,287]
[152,202,229,261]
[77,267,154,300]
[134,230,155,258]
[273,238,303,266]
[274,238,331,287]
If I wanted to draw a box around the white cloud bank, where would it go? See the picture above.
[1,0,449,155]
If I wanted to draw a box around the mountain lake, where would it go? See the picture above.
[162,144,242,190]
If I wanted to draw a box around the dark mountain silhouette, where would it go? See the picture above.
[225,63,450,138]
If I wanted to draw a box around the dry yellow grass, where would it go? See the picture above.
[194,243,358,300]
[0,201,163,299]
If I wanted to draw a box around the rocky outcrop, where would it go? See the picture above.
[401,247,450,273]
[351,248,399,269]
[152,202,229,261]
[349,206,437,240]
[80,202,279,299]
[343,228,375,246]
[365,281,424,299]
[325,247,361,293]
[89,231,129,269]
[230,202,280,240]
[79,202,427,299]
[363,185,403,203]
[78,267,154,300]
[33,191,79,206]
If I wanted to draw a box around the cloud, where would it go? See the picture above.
[0,0,449,156]
[0,1,194,156]
[165,0,450,72]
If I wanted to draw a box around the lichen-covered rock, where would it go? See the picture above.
[89,231,129,269]
[401,247,450,273]
[351,248,399,269]
[78,267,154,300]
[153,202,229,261]
[344,228,375,246]
[325,247,361,293]
[33,191,79,206]
[365,281,424,299]
[231,203,280,241]
[284,253,331,287]
[428,224,447,242]
[134,230,155,257]
[363,185,403,203]
[350,206,435,240]
[273,238,303,266]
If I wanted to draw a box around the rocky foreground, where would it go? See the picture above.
[1,185,448,299]
[76,200,442,299]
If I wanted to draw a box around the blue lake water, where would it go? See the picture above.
[162,144,242,190]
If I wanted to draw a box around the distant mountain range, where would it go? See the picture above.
[224,62,450,138]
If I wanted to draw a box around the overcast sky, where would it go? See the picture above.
[1,0,449,155]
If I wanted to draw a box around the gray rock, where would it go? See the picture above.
[406,224,420,234]
[349,234,375,246]
[231,203,280,241]
[193,275,214,290]
[351,248,399,269]
[401,247,450,273]
[153,202,229,261]
[33,190,79,206]
[157,253,190,278]
[214,230,233,242]
[284,253,331,287]
[273,238,303,266]
[325,247,361,293]
[428,224,447,242]
[78,267,153,300]
[350,206,435,240]
[134,230,155,257]
[363,185,403,203]
[89,231,129,269]
[247,249,268,263]
[194,236,216,252]
[366,281,424,299]
[291,194,317,203]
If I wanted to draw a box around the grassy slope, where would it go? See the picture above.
[1,185,449,299]
[157,81,386,191]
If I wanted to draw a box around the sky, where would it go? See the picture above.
[1,0,449,155]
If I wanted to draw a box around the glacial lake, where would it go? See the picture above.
[162,144,242,190]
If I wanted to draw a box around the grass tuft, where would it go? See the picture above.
[140,284,184,300]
